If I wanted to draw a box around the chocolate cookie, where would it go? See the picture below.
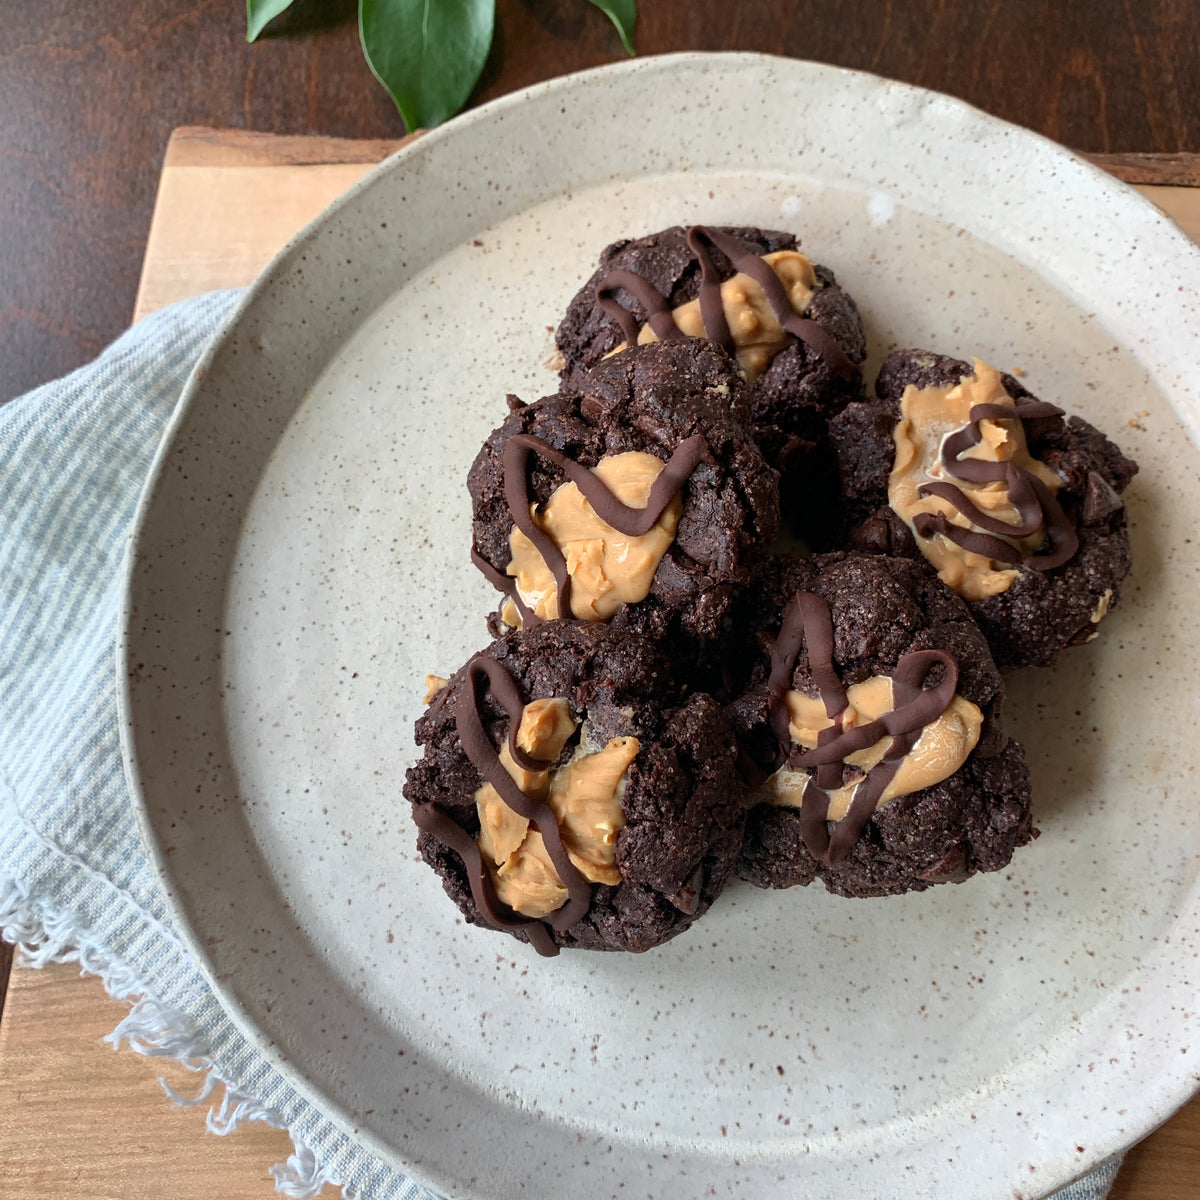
[555,224,866,451]
[404,621,747,955]
[554,225,865,547]
[468,338,780,643]
[829,350,1138,669]
[728,553,1034,898]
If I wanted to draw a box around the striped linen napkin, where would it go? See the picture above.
[0,292,1123,1200]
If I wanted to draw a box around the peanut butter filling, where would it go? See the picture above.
[505,451,681,624]
[474,698,638,919]
[889,360,1063,600]
[498,597,521,630]
[1091,587,1114,623]
[611,250,817,382]
[761,677,982,819]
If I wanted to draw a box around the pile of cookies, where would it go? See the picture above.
[402,225,1137,957]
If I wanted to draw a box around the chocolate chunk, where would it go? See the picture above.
[1081,469,1125,526]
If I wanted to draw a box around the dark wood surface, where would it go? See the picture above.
[0,942,11,1024]
[2,0,1199,403]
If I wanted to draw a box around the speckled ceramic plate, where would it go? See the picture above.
[119,53,1200,1200]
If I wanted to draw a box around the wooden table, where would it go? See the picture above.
[1,125,1199,1198]
[3,1,1200,404]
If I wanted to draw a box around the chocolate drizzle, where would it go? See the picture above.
[913,394,1079,572]
[910,512,1023,565]
[765,590,959,866]
[489,432,709,622]
[594,225,859,383]
[412,803,558,957]
[415,655,598,958]
[594,268,686,346]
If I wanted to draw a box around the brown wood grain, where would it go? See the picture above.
[0,965,294,1200]
[1110,1104,1200,1200]
[1085,152,1200,187]
[2,0,1200,402]
[163,127,410,168]
[132,130,420,320]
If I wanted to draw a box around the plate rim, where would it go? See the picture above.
[117,49,1200,1199]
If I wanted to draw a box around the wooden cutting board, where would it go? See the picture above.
[0,127,1197,1200]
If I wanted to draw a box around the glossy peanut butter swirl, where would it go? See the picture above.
[889,362,1079,599]
[504,451,683,623]
[413,656,637,957]
[475,702,636,920]
[594,226,858,383]
[764,591,980,866]
[475,432,709,626]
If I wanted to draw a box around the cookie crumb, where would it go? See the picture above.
[423,674,449,705]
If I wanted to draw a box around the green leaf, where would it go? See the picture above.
[246,0,296,42]
[586,0,637,55]
[359,0,495,130]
